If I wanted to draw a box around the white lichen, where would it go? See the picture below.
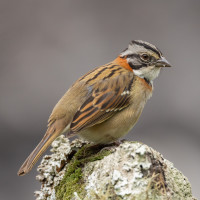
[83,142,196,200]
[35,137,197,200]
[35,135,71,200]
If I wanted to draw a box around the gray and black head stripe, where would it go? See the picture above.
[131,40,162,57]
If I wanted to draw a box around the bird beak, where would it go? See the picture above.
[156,56,171,68]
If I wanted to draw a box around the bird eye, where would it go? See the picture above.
[140,54,150,61]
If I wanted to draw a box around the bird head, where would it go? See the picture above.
[120,40,171,83]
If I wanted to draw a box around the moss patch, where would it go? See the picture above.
[55,144,111,200]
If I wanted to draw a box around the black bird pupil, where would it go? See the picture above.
[142,54,149,60]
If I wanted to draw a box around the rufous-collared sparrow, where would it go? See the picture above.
[18,40,171,176]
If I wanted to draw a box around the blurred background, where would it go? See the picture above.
[0,0,200,199]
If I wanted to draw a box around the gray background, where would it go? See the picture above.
[0,0,200,199]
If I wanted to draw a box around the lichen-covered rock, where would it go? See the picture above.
[35,135,71,200]
[35,136,196,200]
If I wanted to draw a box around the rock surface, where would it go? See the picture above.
[35,135,196,200]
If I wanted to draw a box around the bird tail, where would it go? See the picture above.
[17,125,66,176]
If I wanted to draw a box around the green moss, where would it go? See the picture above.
[55,144,111,200]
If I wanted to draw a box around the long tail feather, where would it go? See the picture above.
[18,128,63,176]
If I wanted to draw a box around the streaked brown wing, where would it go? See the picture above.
[70,72,134,133]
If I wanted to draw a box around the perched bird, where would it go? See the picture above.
[18,40,171,176]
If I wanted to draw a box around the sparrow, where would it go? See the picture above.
[18,40,171,176]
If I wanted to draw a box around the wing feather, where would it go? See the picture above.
[70,67,134,133]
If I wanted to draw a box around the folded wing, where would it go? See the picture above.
[70,72,134,133]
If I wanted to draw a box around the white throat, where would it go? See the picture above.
[133,66,161,84]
